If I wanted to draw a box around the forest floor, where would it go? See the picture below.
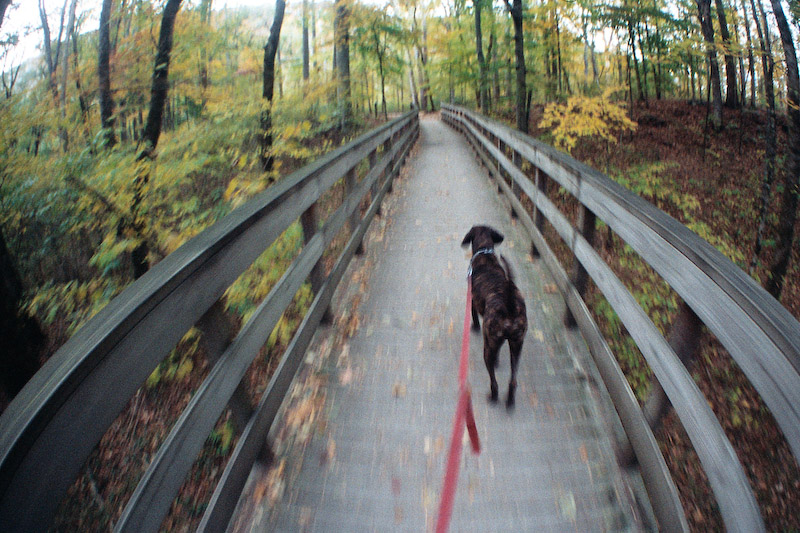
[522,99,800,531]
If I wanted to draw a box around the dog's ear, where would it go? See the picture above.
[490,228,504,245]
[461,227,475,248]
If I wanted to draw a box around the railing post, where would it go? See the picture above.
[384,134,395,193]
[368,148,380,217]
[531,167,547,257]
[300,203,332,324]
[196,301,253,430]
[510,150,521,219]
[344,166,365,255]
[619,302,703,466]
[565,205,596,327]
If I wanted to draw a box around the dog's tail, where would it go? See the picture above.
[500,255,520,312]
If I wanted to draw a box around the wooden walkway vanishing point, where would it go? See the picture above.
[230,115,652,532]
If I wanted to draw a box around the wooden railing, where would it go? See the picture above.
[442,104,800,532]
[0,111,419,532]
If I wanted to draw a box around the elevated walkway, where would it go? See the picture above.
[233,116,648,531]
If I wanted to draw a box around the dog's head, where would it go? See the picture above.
[461,225,504,254]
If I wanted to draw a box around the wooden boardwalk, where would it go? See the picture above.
[230,115,652,532]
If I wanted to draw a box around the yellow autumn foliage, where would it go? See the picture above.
[538,88,637,153]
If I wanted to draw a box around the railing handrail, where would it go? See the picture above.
[443,103,800,531]
[0,111,419,532]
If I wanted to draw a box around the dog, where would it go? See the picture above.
[462,225,528,408]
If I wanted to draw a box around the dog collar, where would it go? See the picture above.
[467,248,494,277]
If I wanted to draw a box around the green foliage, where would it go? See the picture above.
[614,161,700,219]
[145,328,201,388]
[223,222,304,323]
[26,279,120,336]
[538,88,637,153]
[208,419,235,456]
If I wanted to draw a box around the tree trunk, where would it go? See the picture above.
[765,0,800,299]
[749,0,777,272]
[199,0,212,110]
[505,0,527,132]
[0,0,13,29]
[311,0,316,71]
[302,0,309,81]
[628,20,644,102]
[714,0,739,107]
[130,0,183,279]
[0,230,44,401]
[260,0,286,173]
[739,0,757,107]
[99,0,116,147]
[334,0,351,129]
[407,56,419,109]
[72,34,92,144]
[696,0,724,128]
[555,12,563,95]
[491,32,499,108]
[474,0,489,112]
[59,0,78,112]
[140,0,182,153]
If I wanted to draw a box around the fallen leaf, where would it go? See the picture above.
[299,507,312,528]
[558,492,577,521]
[392,382,407,398]
[544,283,558,294]
[579,444,588,463]
[434,435,445,455]
[340,365,354,385]
[528,392,539,408]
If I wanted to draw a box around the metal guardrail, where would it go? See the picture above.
[0,111,419,532]
[443,104,800,532]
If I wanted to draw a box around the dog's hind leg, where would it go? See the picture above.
[471,301,481,332]
[506,337,524,408]
[484,338,500,402]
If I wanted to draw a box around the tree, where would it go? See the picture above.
[98,0,116,148]
[353,6,404,120]
[749,0,776,272]
[503,0,527,132]
[0,0,45,403]
[0,0,12,28]
[739,0,756,107]
[129,0,183,278]
[334,0,352,129]
[303,0,310,81]
[714,0,738,108]
[260,0,287,172]
[474,0,489,111]
[695,0,723,128]
[765,0,800,299]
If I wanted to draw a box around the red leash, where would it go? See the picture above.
[435,277,481,533]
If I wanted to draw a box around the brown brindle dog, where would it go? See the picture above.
[462,225,528,408]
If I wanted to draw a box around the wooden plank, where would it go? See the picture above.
[449,107,764,531]
[447,105,800,463]
[197,124,414,532]
[0,112,416,532]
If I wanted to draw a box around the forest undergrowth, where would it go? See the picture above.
[522,99,800,531]
[8,105,384,530]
